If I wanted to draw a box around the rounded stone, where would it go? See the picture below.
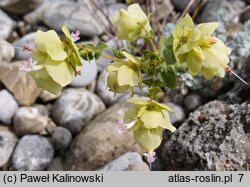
[52,88,106,134]
[51,127,72,150]
[0,131,18,167]
[0,90,19,125]
[12,135,54,171]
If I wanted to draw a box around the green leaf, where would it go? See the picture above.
[96,41,108,51]
[145,86,162,98]
[162,35,177,65]
[112,48,124,59]
[156,66,176,89]
[80,50,94,62]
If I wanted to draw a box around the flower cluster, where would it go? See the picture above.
[112,3,152,40]
[21,25,82,95]
[172,14,231,79]
[106,51,142,95]
[123,97,175,154]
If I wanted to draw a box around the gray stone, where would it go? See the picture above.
[162,101,250,170]
[51,127,72,150]
[0,131,18,167]
[100,152,149,171]
[47,157,64,171]
[163,102,185,124]
[184,93,201,111]
[0,62,41,106]
[0,9,15,39]
[0,90,19,125]
[0,0,43,14]
[70,59,97,87]
[13,105,52,137]
[13,32,35,60]
[64,101,143,170]
[42,1,106,36]
[12,135,54,171]
[96,70,129,106]
[52,88,106,134]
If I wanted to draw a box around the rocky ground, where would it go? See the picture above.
[0,0,250,171]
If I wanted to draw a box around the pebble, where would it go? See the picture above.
[0,9,15,40]
[162,102,185,124]
[47,157,64,171]
[13,105,51,137]
[70,59,97,87]
[42,1,106,36]
[52,88,106,134]
[0,61,41,106]
[0,131,18,167]
[184,94,202,111]
[0,90,19,125]
[13,32,35,60]
[0,0,43,14]
[0,39,15,62]
[12,135,54,171]
[51,127,72,151]
[100,152,149,171]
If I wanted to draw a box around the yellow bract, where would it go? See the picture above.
[124,97,176,153]
[112,3,152,40]
[29,25,82,95]
[106,52,142,95]
[172,14,231,79]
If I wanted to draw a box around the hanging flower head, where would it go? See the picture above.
[106,51,142,95]
[172,14,231,79]
[27,25,82,95]
[123,97,176,154]
[112,3,152,40]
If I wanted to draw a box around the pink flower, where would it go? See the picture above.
[19,57,37,72]
[117,119,127,134]
[71,30,80,42]
[143,151,156,169]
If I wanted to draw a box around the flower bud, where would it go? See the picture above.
[112,3,152,40]
[172,14,231,79]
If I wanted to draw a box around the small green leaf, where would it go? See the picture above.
[147,86,162,95]
[96,41,108,51]
[163,35,177,65]
[80,50,94,62]
[156,66,176,89]
[112,48,124,59]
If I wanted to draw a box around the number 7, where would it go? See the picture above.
[238,174,244,182]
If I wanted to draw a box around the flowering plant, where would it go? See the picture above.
[20,3,244,167]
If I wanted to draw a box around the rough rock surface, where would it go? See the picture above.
[12,135,54,171]
[162,101,250,170]
[64,101,143,170]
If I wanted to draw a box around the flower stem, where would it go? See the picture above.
[149,38,158,54]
